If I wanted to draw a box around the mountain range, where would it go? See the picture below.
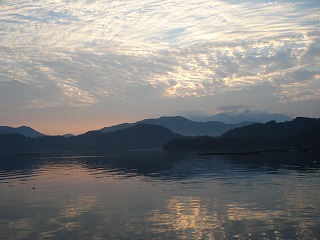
[164,117,320,151]
[0,117,318,154]
[0,124,180,153]
[1,111,292,137]
[101,116,253,136]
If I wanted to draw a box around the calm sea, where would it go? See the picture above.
[0,150,319,239]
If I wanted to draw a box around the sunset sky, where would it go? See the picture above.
[1,0,319,135]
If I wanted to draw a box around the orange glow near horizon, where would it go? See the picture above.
[34,120,127,136]
[6,119,124,136]
[10,114,158,135]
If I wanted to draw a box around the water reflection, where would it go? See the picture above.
[0,150,319,239]
[149,196,222,239]
[1,150,319,183]
[149,194,320,240]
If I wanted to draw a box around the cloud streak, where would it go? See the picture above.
[0,0,319,119]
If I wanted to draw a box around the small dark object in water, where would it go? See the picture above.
[33,187,35,189]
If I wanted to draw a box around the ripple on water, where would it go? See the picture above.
[0,151,319,239]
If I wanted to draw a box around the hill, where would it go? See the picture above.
[222,117,320,138]
[0,124,179,153]
[163,117,320,151]
[100,123,135,133]
[101,116,253,136]
[0,126,45,138]
[93,124,180,150]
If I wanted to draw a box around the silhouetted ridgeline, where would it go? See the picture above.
[101,116,253,136]
[1,118,319,154]
[0,126,44,138]
[222,117,320,138]
[0,124,179,153]
[163,117,320,151]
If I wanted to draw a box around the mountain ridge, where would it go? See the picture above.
[1,117,319,154]
[163,117,320,151]
[0,126,45,138]
[101,116,254,136]
[0,123,180,153]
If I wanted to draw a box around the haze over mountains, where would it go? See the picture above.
[187,109,292,124]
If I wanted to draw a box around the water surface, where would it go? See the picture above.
[0,150,319,239]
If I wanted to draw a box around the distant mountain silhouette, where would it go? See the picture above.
[0,124,179,153]
[101,116,253,136]
[2,117,318,154]
[100,123,135,133]
[164,117,320,151]
[92,124,180,150]
[189,109,292,124]
[222,117,319,138]
[0,126,44,138]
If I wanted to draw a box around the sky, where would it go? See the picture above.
[0,0,319,135]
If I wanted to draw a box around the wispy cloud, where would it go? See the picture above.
[0,0,319,110]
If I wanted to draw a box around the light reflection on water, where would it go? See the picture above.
[0,150,319,239]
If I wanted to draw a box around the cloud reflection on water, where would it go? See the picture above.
[0,151,319,239]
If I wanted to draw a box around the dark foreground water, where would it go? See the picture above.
[0,150,319,239]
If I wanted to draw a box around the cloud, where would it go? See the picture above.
[0,0,319,111]
[217,105,250,112]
